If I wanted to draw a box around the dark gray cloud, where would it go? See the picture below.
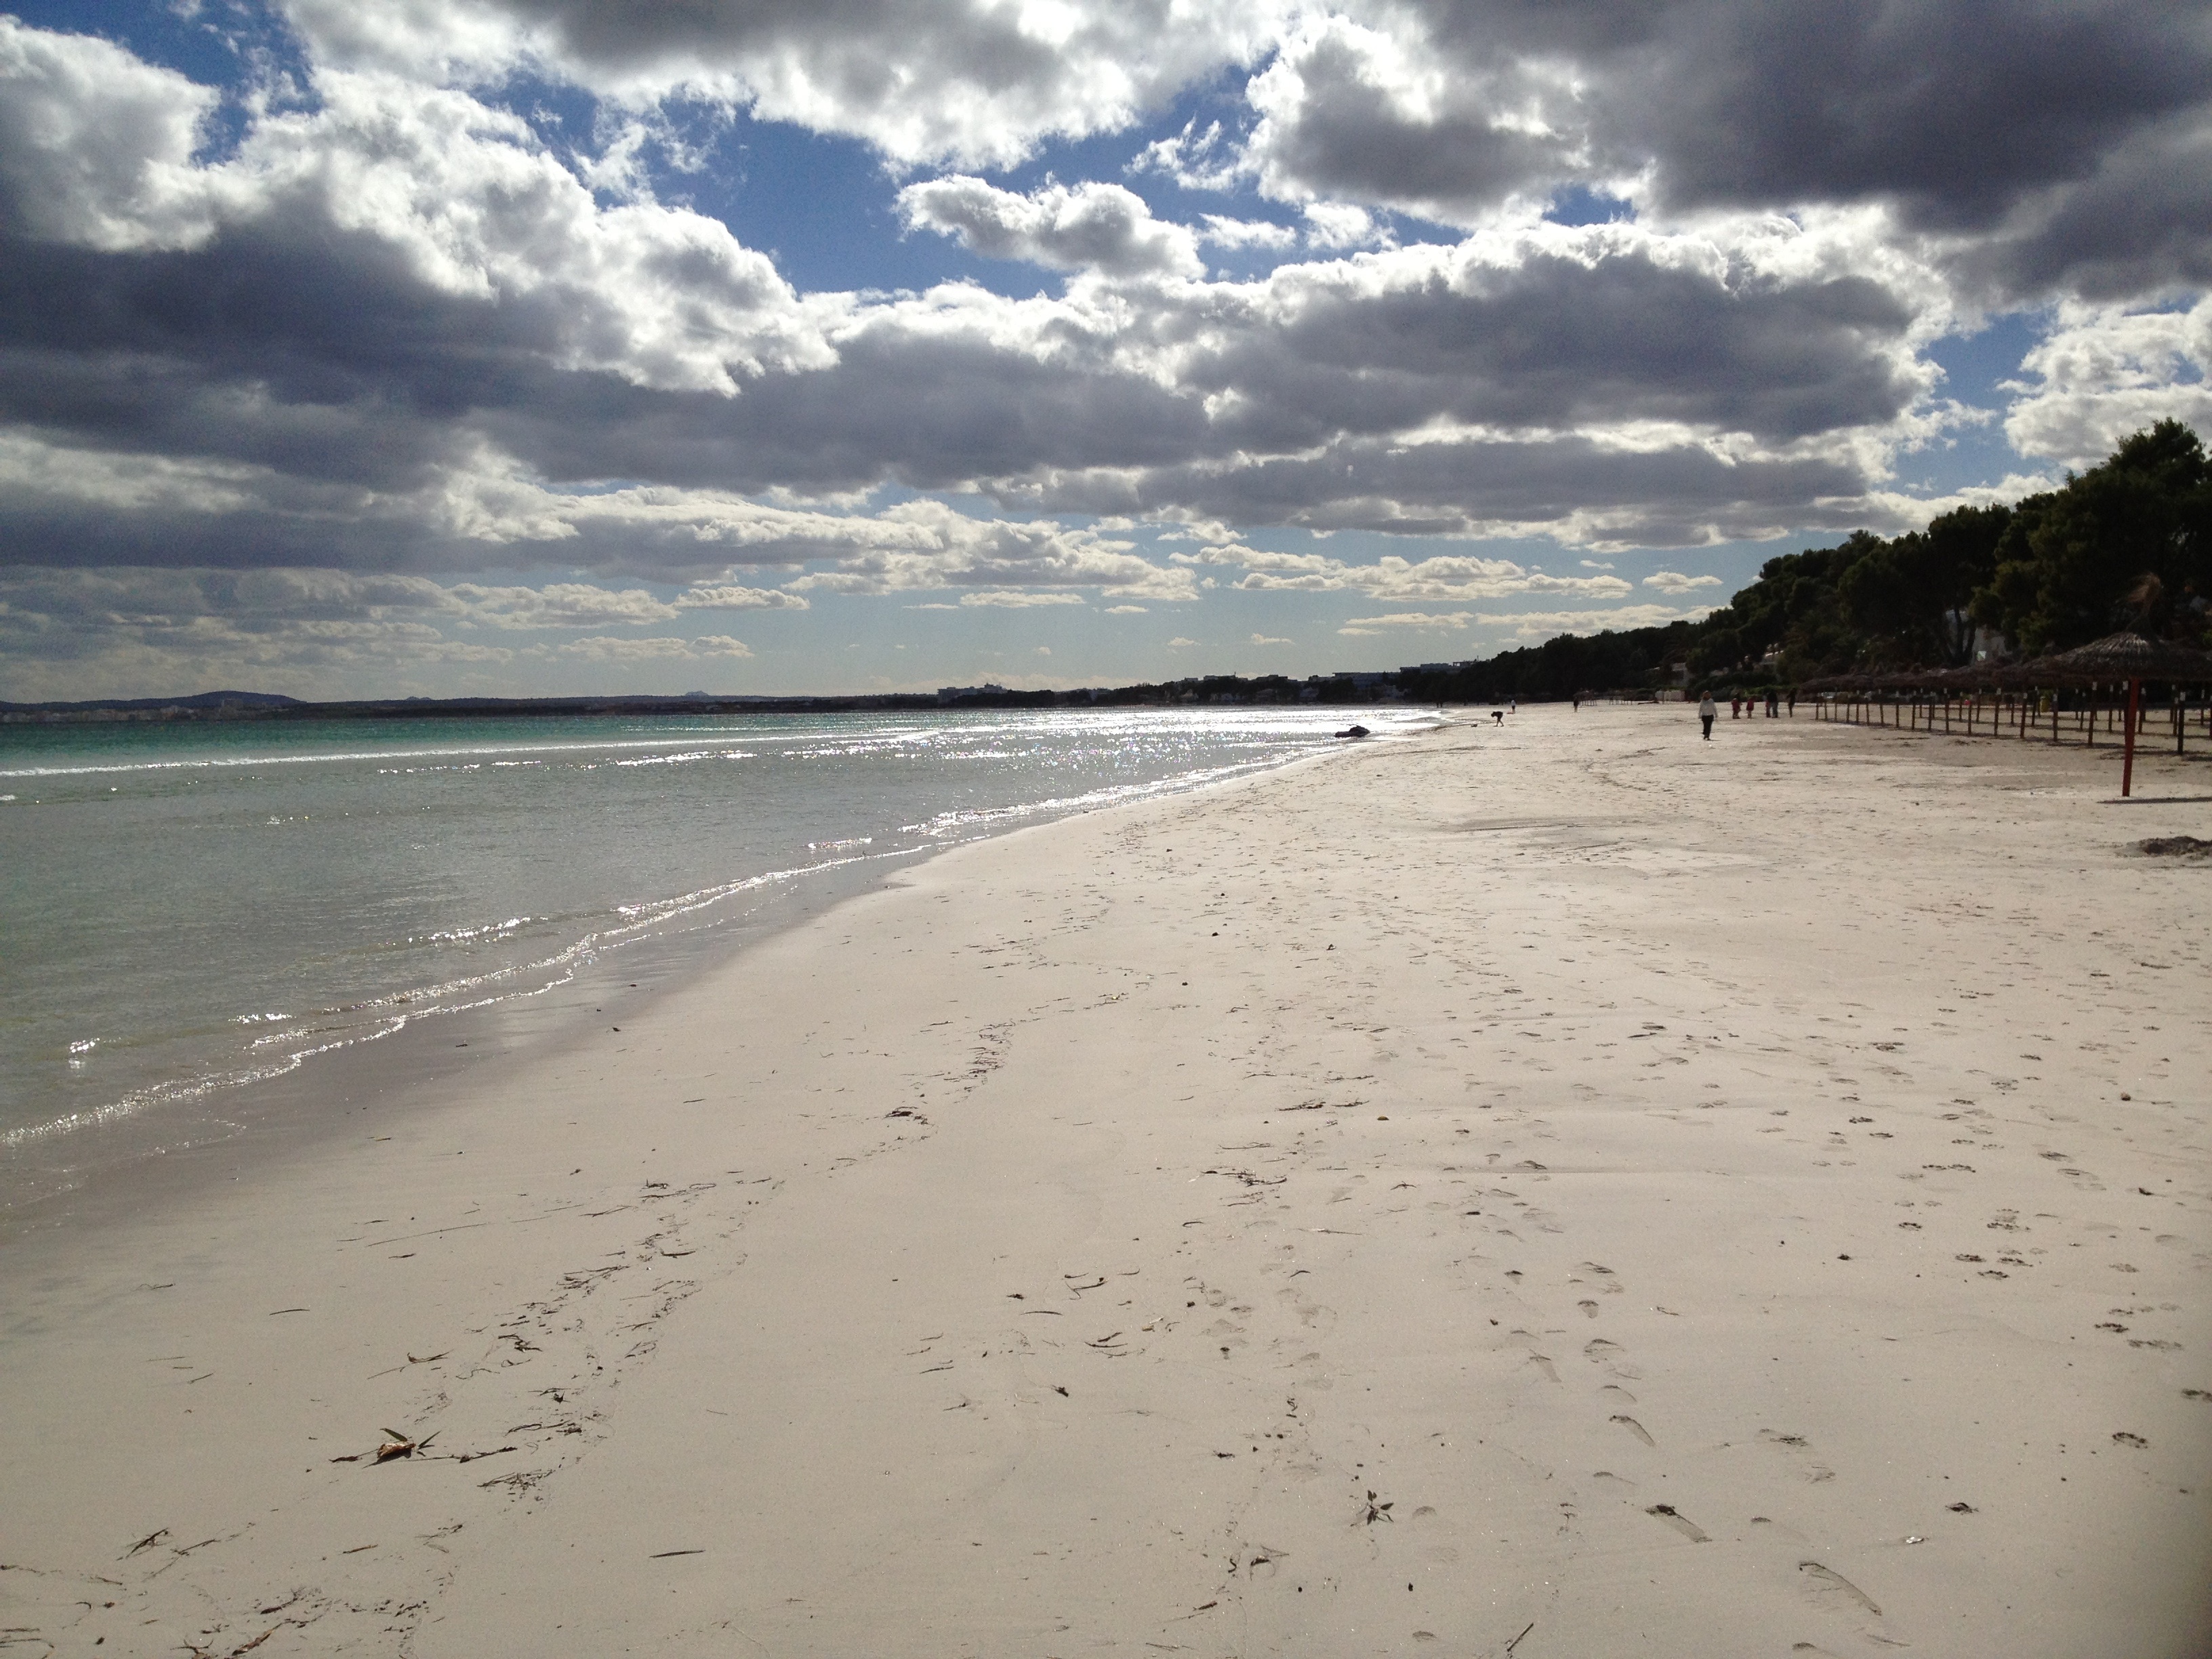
[1241,1,2212,304]
[1962,116,2212,302]
[0,207,1927,569]
[1621,0,2209,228]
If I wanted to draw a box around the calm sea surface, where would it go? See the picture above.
[1,706,1423,1192]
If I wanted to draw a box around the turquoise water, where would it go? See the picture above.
[0,707,1420,1179]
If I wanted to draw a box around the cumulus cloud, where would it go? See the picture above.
[1248,632,1291,644]
[2001,297,2212,468]
[277,0,1282,169]
[0,23,1975,586]
[899,176,1203,279]
[0,18,222,251]
[1641,570,1723,594]
[1199,214,1298,251]
[1300,201,1387,250]
[672,583,810,610]
[1228,0,2212,285]
[1241,12,1583,224]
[1,4,2204,697]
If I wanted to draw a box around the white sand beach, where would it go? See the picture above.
[5,704,2209,1658]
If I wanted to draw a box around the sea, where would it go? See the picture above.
[0,705,1427,1210]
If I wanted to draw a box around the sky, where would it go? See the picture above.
[1,0,2209,700]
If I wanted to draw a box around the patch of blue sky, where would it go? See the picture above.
[1896,310,2049,496]
[1543,184,1635,227]
[651,69,1310,297]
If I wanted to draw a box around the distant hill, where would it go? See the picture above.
[0,690,303,715]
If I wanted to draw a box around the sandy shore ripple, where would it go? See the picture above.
[5,705,2209,1657]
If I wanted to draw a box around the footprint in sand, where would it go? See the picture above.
[1760,1428,1837,1483]
[1599,1383,1637,1406]
[1798,1561,1881,1617]
[1610,1414,1656,1446]
[1528,1353,1561,1384]
[1577,1299,1600,1318]
[1645,1503,1709,1542]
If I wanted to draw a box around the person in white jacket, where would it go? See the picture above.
[1698,693,1717,740]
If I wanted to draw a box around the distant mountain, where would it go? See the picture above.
[0,690,302,714]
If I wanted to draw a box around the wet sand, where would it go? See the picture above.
[5,705,2209,1657]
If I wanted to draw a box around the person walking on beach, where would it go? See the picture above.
[1699,693,1717,740]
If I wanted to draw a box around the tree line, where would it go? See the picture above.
[1405,419,2212,702]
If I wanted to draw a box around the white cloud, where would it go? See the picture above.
[0,47,832,396]
[672,583,810,611]
[1131,117,1249,191]
[1181,543,1634,602]
[899,176,1204,279]
[1641,570,1723,594]
[0,565,782,699]
[1580,558,1615,569]
[1105,603,1148,613]
[446,581,678,628]
[278,0,1282,170]
[959,590,1089,607]
[1479,604,1716,639]
[1248,631,1292,644]
[1336,611,1473,634]
[1167,635,1197,647]
[2002,296,2212,468]
[1300,201,1388,249]
[1200,213,1298,250]
[0,18,222,251]
[780,500,1196,601]
[533,633,752,661]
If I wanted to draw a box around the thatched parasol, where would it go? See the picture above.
[2012,632,2212,795]
[2018,631,2212,687]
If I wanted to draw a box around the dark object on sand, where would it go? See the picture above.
[2139,836,2212,858]
[1336,724,1370,739]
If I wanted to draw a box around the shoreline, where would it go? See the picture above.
[3,706,2207,1656]
[3,718,1393,1232]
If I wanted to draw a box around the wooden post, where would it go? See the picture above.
[2121,676,2141,796]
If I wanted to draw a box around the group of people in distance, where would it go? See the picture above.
[1697,687,1789,739]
